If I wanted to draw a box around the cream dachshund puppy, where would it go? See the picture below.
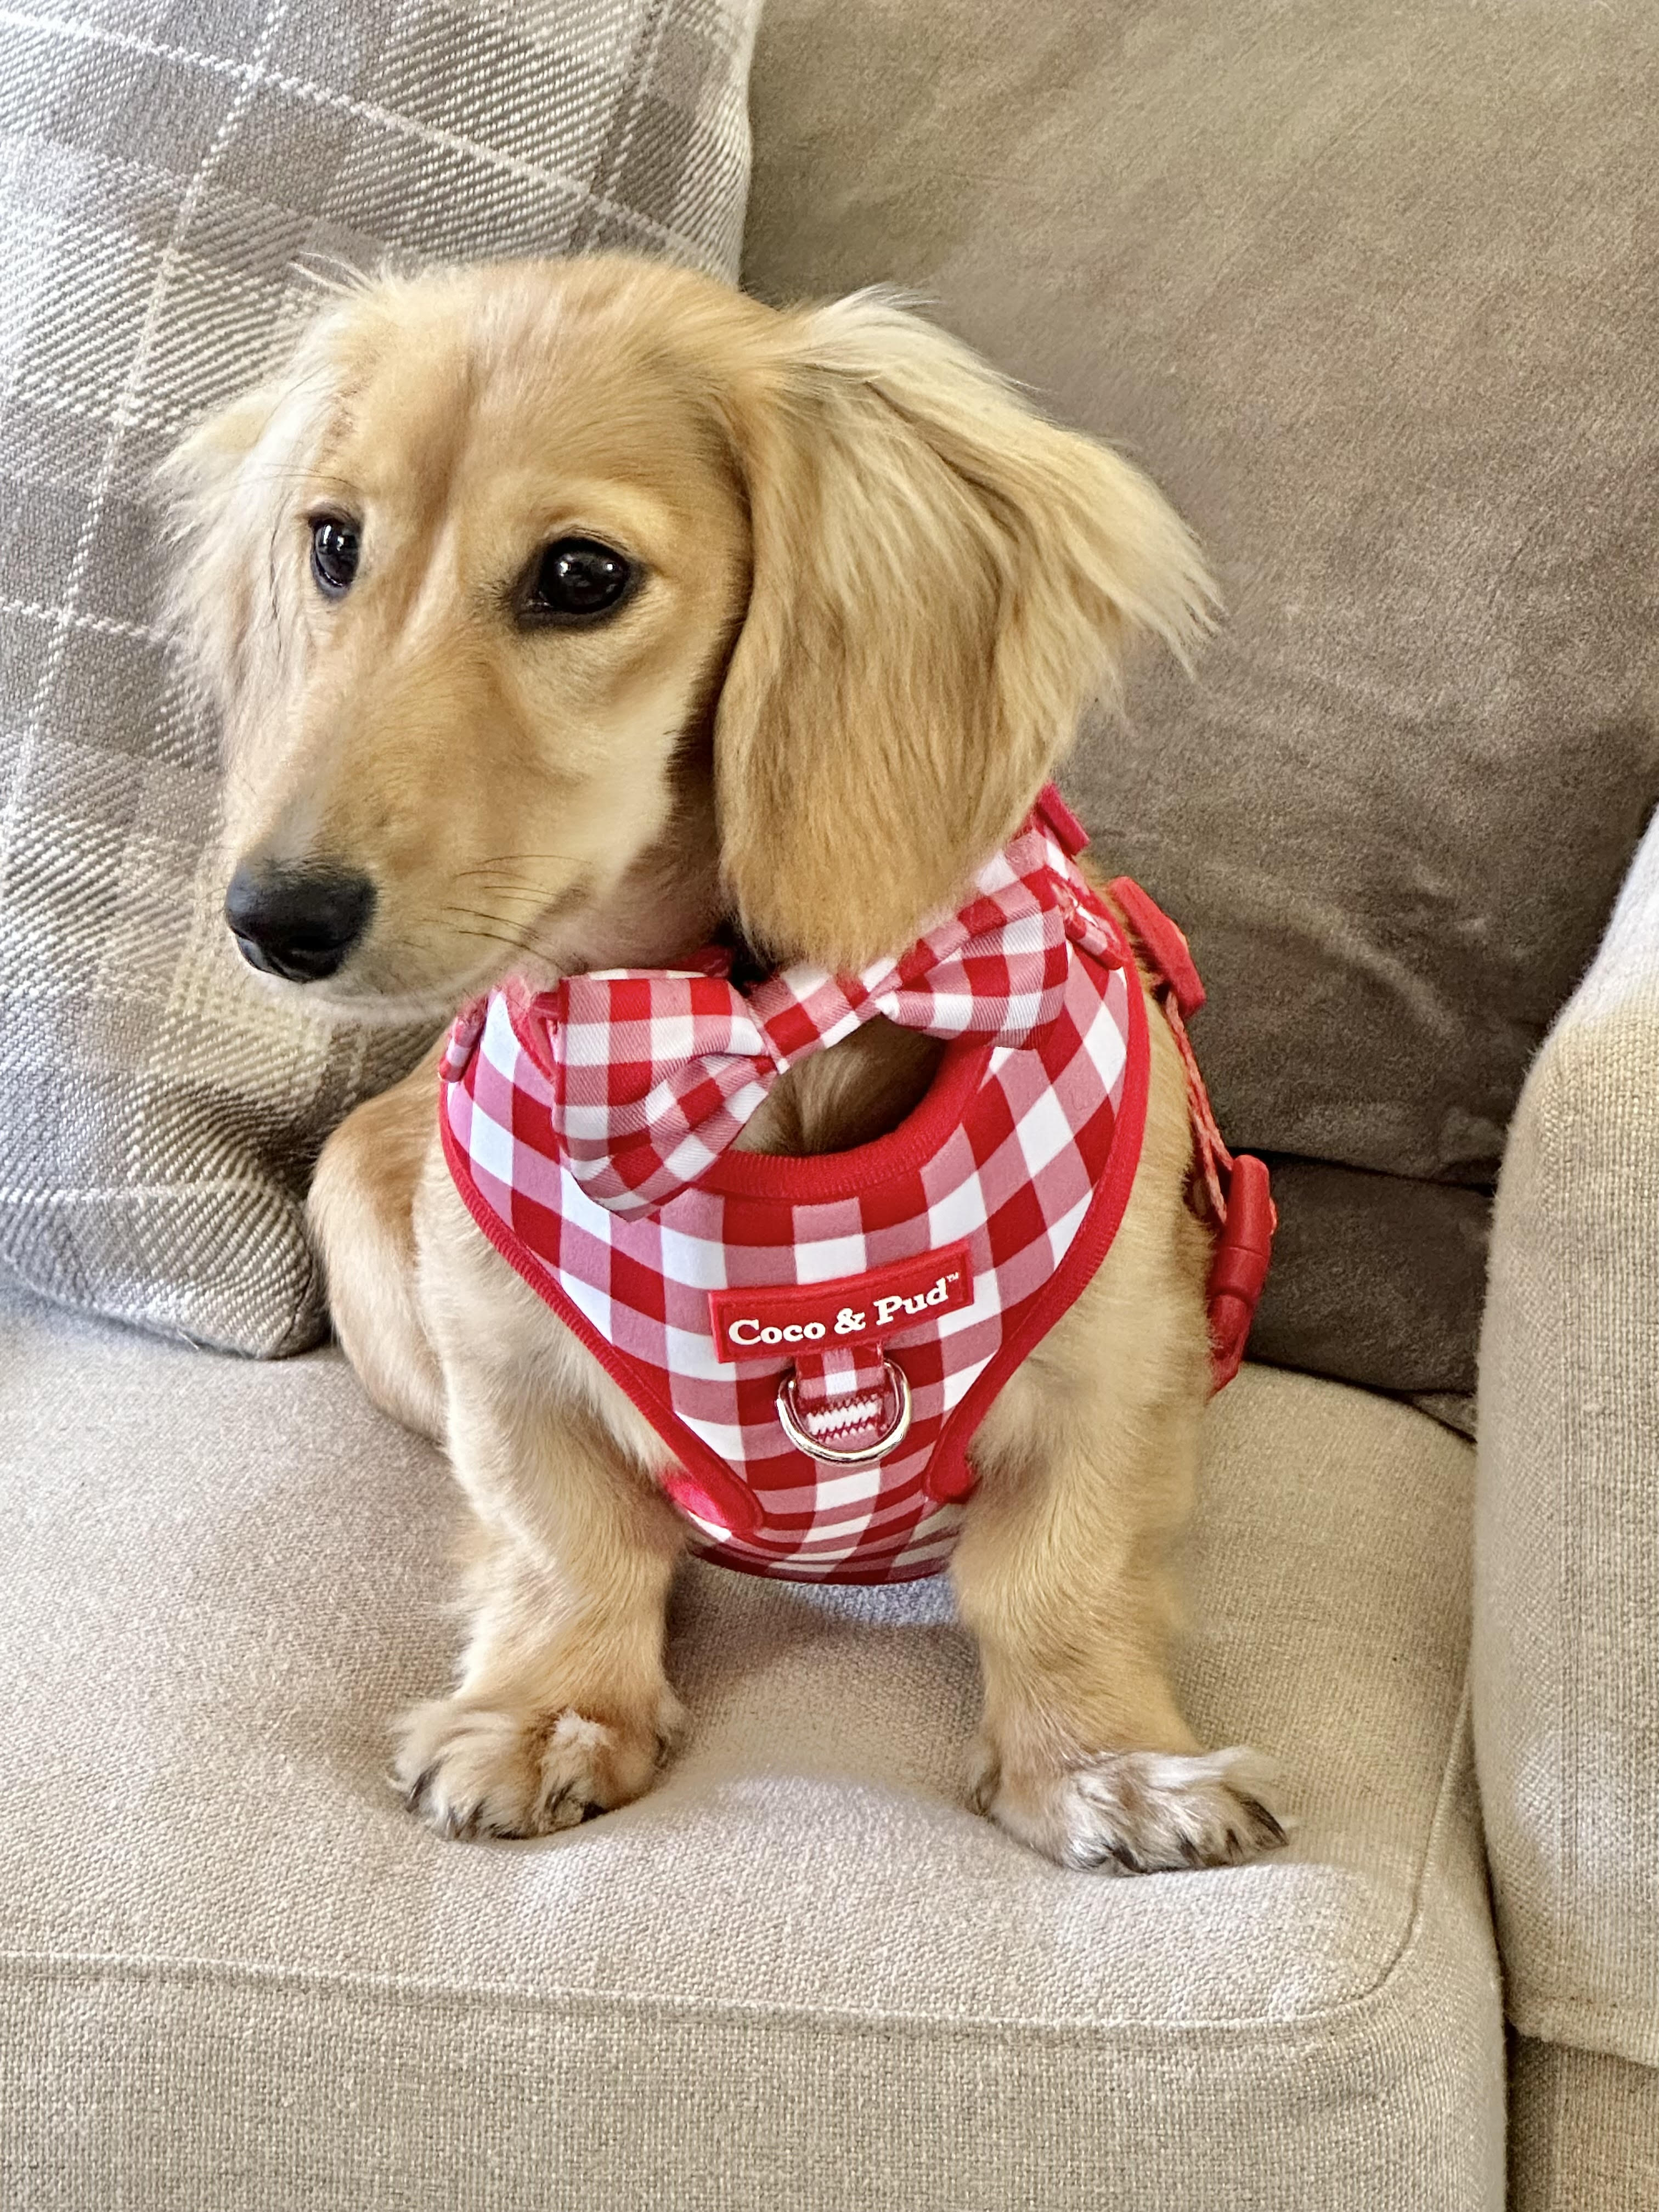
[166,256,1283,1873]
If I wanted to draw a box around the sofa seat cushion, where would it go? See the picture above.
[0,1295,1502,2208]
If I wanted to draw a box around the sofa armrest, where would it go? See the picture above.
[1475,803,1659,2066]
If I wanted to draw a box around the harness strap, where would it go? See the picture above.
[1105,876,1277,1391]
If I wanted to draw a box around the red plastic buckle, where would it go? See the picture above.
[1105,876,1206,1020]
[1207,1154,1274,1391]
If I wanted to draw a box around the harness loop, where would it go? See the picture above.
[776,1358,913,1466]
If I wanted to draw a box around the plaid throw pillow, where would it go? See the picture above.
[0,0,760,1354]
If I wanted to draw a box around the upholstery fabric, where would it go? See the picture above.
[0,0,759,1356]
[1509,2039,1659,2212]
[0,1290,1502,2207]
[1474,802,1659,2070]
[743,0,1659,1397]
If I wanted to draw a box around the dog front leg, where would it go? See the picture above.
[394,1164,687,1839]
[393,1381,689,1841]
[953,1374,1284,1873]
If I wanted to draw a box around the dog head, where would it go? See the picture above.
[166,256,1212,1015]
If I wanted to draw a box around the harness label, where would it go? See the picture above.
[708,1243,975,1363]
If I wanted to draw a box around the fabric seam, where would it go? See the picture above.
[1506,1996,1659,2075]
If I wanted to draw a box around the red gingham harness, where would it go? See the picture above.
[439,788,1272,1584]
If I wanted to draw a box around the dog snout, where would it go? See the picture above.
[224,862,376,983]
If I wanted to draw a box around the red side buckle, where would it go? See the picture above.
[1207,1154,1274,1391]
[1105,876,1205,1019]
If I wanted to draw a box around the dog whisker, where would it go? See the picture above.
[453,857,579,881]
[441,885,555,909]
[442,924,534,956]
[436,902,546,934]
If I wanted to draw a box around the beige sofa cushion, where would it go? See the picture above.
[1475,805,1659,2069]
[0,0,760,1357]
[0,1295,1500,2206]
[743,0,1659,1401]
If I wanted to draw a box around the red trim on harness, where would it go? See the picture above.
[437,1100,770,1544]
[923,957,1150,1505]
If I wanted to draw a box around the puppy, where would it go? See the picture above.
[166,255,1283,1872]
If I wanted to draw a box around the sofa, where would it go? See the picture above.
[3,1,1657,2205]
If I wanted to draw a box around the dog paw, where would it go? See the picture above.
[972,1742,1287,1873]
[393,1688,685,1841]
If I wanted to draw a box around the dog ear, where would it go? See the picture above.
[159,379,293,710]
[159,302,356,716]
[711,296,1216,969]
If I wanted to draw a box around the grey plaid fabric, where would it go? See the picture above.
[0,0,760,1355]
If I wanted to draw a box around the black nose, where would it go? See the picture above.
[224,863,375,983]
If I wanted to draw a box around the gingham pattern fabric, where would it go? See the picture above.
[0,0,761,1353]
[441,802,1149,1583]
[439,808,1126,1215]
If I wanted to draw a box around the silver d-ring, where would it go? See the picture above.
[776,1359,912,1466]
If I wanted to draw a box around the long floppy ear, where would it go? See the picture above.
[712,296,1216,969]
[158,300,355,715]
[158,381,289,706]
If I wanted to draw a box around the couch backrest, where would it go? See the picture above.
[743,0,1659,1404]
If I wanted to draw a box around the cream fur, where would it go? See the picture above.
[167,255,1282,1870]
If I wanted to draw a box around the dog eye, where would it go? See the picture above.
[520,538,635,625]
[309,516,359,597]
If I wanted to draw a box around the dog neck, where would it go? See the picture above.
[736,1019,945,1159]
[518,773,950,1162]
